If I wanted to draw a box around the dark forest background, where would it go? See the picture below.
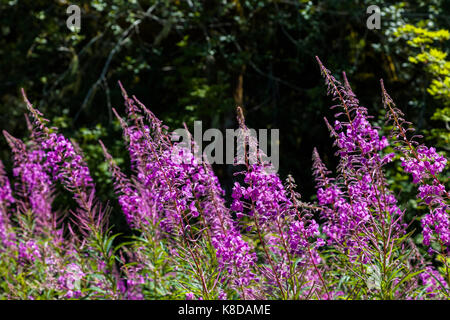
[1,0,448,235]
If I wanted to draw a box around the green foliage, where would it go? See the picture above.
[395,23,450,152]
[0,0,449,300]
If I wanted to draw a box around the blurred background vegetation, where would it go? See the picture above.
[0,0,448,237]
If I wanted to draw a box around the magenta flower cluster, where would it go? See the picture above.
[400,147,449,246]
[0,59,448,300]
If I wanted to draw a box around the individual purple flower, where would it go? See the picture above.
[18,240,41,264]
[185,292,195,300]
[400,146,447,184]
[419,266,448,298]
[58,263,85,299]
[41,132,94,192]
[422,207,449,247]
[218,290,227,300]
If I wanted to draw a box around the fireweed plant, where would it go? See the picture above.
[0,58,448,300]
